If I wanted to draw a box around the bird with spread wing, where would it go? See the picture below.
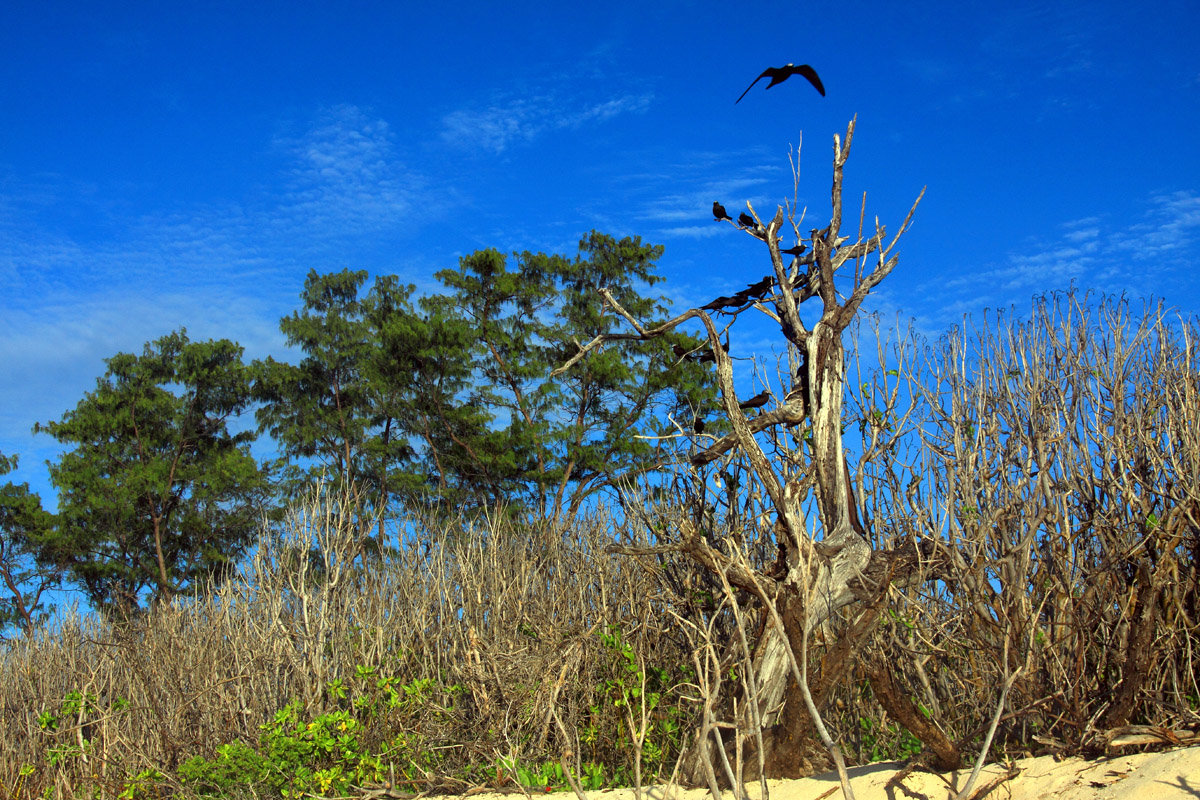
[735,63,825,103]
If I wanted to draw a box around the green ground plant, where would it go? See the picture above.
[179,667,461,797]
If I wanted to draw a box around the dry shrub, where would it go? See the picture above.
[838,292,1200,762]
[0,484,707,797]
[4,292,1197,797]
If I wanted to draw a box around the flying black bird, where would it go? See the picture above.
[713,202,733,222]
[737,212,757,229]
[739,390,771,410]
[780,243,807,256]
[735,63,826,104]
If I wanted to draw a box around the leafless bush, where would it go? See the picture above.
[0,481,709,797]
[3,293,1195,799]
[839,291,1200,763]
[635,291,1200,786]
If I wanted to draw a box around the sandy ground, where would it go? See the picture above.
[459,747,1200,800]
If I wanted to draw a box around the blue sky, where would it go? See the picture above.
[2,0,1199,507]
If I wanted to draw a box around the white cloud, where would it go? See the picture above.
[272,104,425,234]
[441,99,544,154]
[658,225,725,239]
[921,190,1200,325]
[440,92,653,154]
[1118,191,1200,259]
[0,104,437,473]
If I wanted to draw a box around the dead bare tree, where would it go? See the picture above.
[554,118,945,780]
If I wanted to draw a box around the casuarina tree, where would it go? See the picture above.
[429,231,718,523]
[0,452,58,637]
[32,330,270,619]
[257,233,717,528]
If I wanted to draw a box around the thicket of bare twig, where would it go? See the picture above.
[842,291,1200,762]
[0,488,714,798]
[608,292,1200,796]
[2,293,1197,799]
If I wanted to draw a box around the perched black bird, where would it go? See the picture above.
[739,390,771,410]
[672,343,690,359]
[698,340,731,363]
[744,276,774,298]
[701,295,742,311]
[736,63,826,103]
[693,418,706,434]
[713,202,733,222]
[780,243,807,256]
[795,355,811,400]
[737,212,757,229]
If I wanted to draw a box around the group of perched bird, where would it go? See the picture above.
[710,62,823,267]
[700,274,777,312]
[712,201,808,250]
[684,62,825,434]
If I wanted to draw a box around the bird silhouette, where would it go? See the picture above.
[693,418,706,434]
[735,63,825,104]
[744,276,774,298]
[780,243,807,256]
[698,340,731,363]
[701,295,743,311]
[739,390,771,410]
[713,202,733,222]
[737,212,757,229]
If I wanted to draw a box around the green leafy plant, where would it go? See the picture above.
[0,764,38,800]
[592,625,687,783]
[118,768,166,799]
[857,715,923,762]
[179,667,461,797]
[36,690,129,769]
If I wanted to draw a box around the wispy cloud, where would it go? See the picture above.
[1117,190,1200,259]
[638,170,781,224]
[272,104,428,235]
[0,104,434,465]
[440,92,653,154]
[657,225,725,239]
[929,190,1200,320]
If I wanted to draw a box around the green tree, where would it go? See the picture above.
[32,330,269,618]
[253,270,375,493]
[430,231,716,522]
[257,233,716,528]
[367,278,484,514]
[252,270,434,542]
[0,452,58,637]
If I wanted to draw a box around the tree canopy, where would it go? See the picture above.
[32,330,270,618]
[0,452,57,637]
[254,231,718,527]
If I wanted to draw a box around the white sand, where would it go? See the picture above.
[458,746,1200,800]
